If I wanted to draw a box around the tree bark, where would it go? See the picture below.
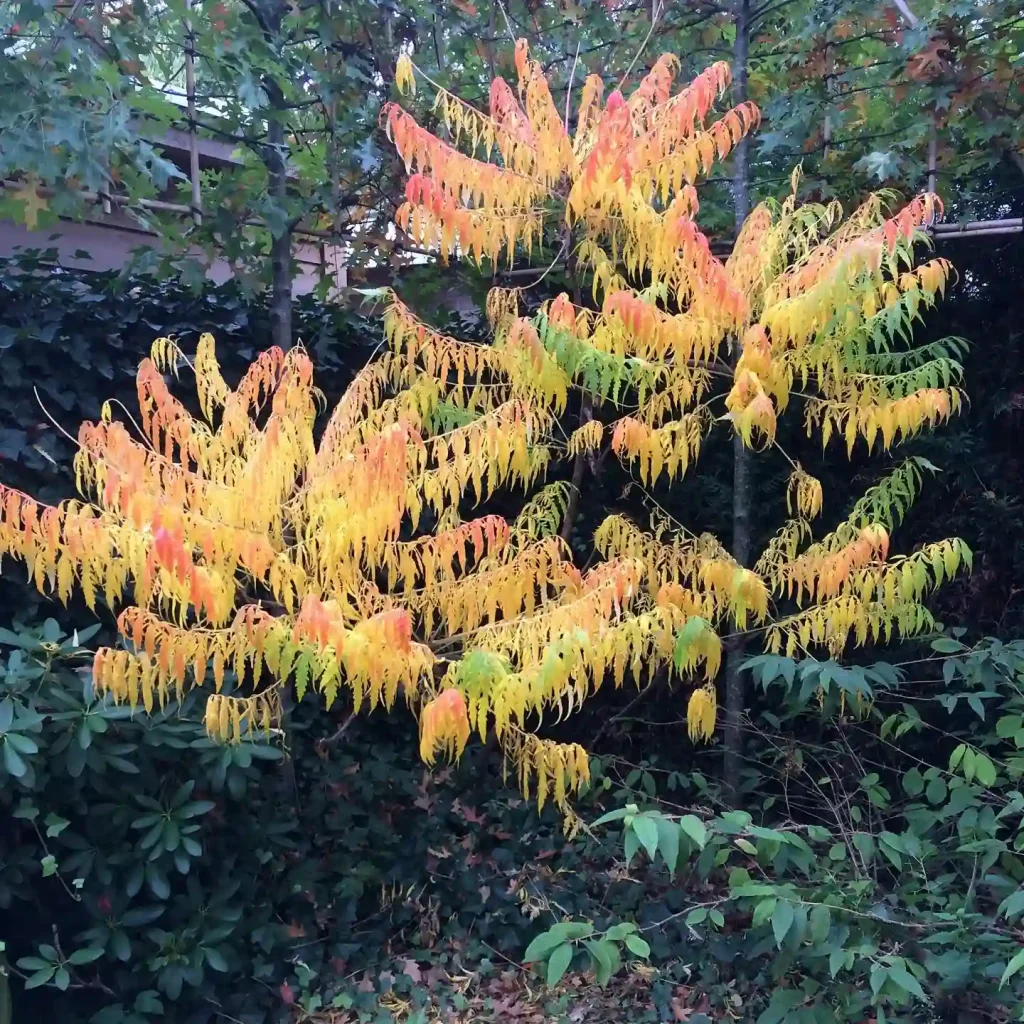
[557,232,592,549]
[255,0,292,351]
[265,80,293,351]
[723,0,752,801]
[559,396,593,547]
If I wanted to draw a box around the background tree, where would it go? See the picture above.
[1,0,411,345]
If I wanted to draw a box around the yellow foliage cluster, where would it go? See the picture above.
[0,42,972,825]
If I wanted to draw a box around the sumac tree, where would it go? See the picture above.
[0,42,970,828]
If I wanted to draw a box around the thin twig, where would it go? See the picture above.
[564,40,581,133]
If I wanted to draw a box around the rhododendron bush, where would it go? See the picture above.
[0,42,970,827]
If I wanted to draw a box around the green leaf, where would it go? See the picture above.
[829,948,849,977]
[771,900,794,946]
[203,946,228,972]
[179,800,215,818]
[524,930,566,963]
[53,968,70,992]
[751,898,776,928]
[40,855,57,877]
[546,943,573,987]
[686,907,707,925]
[3,740,27,778]
[974,753,997,787]
[591,808,629,827]
[1001,947,1024,987]
[624,934,650,958]
[926,777,947,805]
[584,939,618,986]
[24,967,55,989]
[0,699,13,734]
[15,957,51,972]
[44,814,69,838]
[809,904,831,944]
[120,905,164,927]
[679,814,707,849]
[6,732,38,755]
[756,989,805,1024]
[902,768,924,796]
[888,965,925,1000]
[999,889,1024,920]
[997,715,1023,739]
[623,827,640,865]
[67,947,103,965]
[655,815,679,874]
[631,814,659,859]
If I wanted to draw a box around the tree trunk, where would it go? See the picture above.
[557,231,591,550]
[723,0,752,800]
[559,396,593,547]
[257,0,292,351]
[265,85,293,351]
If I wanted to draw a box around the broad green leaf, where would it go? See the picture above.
[888,964,925,1000]
[752,898,776,928]
[1001,947,1024,987]
[655,815,679,874]
[524,930,568,963]
[546,943,573,987]
[0,699,13,734]
[999,889,1024,920]
[902,768,924,796]
[679,815,707,849]
[591,807,629,827]
[829,948,849,977]
[771,900,794,946]
[809,904,831,944]
[3,741,27,778]
[24,967,55,989]
[631,815,659,859]
[756,989,805,1024]
[624,934,650,958]
[67,947,103,965]
[974,753,997,787]
[997,715,1023,739]
[585,939,619,986]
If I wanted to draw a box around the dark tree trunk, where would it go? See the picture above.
[265,80,292,351]
[723,0,753,800]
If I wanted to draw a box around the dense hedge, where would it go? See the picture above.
[0,234,1022,1023]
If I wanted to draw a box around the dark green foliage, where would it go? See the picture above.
[0,251,380,506]
[532,635,1024,1022]
[0,615,610,1023]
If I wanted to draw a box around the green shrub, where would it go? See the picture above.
[524,636,1024,1023]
